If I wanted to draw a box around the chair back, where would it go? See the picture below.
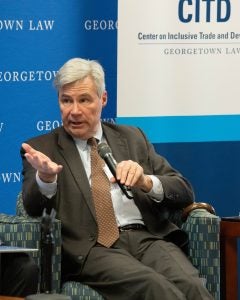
[16,191,28,217]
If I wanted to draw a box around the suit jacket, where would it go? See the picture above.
[21,122,194,280]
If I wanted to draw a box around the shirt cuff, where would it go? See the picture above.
[147,175,164,202]
[36,171,57,198]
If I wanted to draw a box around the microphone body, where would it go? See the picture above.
[97,143,133,199]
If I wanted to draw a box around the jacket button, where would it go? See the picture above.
[77,255,83,261]
[88,235,96,241]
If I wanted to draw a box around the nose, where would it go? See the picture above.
[70,102,81,115]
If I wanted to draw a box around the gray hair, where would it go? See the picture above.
[54,58,106,97]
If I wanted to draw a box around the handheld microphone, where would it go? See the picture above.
[97,142,133,199]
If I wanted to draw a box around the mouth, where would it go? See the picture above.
[69,121,84,128]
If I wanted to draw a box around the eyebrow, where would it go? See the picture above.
[60,93,71,98]
[60,93,91,98]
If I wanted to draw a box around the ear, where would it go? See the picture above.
[101,91,108,107]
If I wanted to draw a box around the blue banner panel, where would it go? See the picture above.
[154,141,240,218]
[0,0,117,214]
[116,115,240,143]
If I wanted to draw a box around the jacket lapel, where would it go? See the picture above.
[57,128,96,220]
[102,124,131,163]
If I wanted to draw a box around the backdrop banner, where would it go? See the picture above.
[117,0,240,143]
[1,0,240,220]
[0,0,117,214]
[117,0,240,218]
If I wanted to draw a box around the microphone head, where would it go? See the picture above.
[97,142,112,158]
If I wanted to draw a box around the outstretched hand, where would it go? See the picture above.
[22,143,63,183]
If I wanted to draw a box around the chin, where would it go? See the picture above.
[71,131,87,139]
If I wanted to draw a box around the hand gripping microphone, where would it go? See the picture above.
[97,142,133,199]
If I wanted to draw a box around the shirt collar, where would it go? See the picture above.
[74,123,103,150]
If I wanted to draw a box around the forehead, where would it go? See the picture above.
[59,76,97,96]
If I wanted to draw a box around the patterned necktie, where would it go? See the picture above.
[88,137,119,248]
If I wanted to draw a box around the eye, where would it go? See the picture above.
[79,97,91,105]
[60,98,72,106]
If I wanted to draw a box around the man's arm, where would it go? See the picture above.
[21,143,63,216]
[22,143,63,183]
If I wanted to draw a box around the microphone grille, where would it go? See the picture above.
[97,142,112,158]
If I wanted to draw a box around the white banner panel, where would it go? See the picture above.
[117,0,240,118]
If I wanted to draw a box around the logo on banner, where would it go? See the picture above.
[36,120,62,131]
[178,0,231,22]
[137,0,240,56]
[0,172,21,183]
[36,118,115,132]
[84,19,118,31]
[0,19,55,31]
[0,70,57,83]
[101,118,116,124]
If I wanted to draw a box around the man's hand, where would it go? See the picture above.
[110,160,153,193]
[22,143,63,183]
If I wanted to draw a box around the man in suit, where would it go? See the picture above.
[21,57,213,299]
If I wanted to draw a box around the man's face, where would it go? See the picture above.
[58,76,107,140]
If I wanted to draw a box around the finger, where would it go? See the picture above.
[24,152,44,171]
[24,153,33,164]
[24,152,39,166]
[25,150,52,172]
[42,160,63,174]
[132,168,145,187]
[117,160,138,186]
[56,164,63,174]
[116,161,129,184]
[23,146,63,175]
[22,143,36,155]
[109,176,116,184]
[125,163,142,186]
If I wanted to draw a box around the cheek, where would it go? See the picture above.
[60,107,69,119]
[96,104,103,115]
[86,107,100,118]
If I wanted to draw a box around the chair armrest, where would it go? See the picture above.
[0,213,61,293]
[181,205,220,300]
[182,202,216,221]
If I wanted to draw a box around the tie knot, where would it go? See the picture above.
[87,137,98,147]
